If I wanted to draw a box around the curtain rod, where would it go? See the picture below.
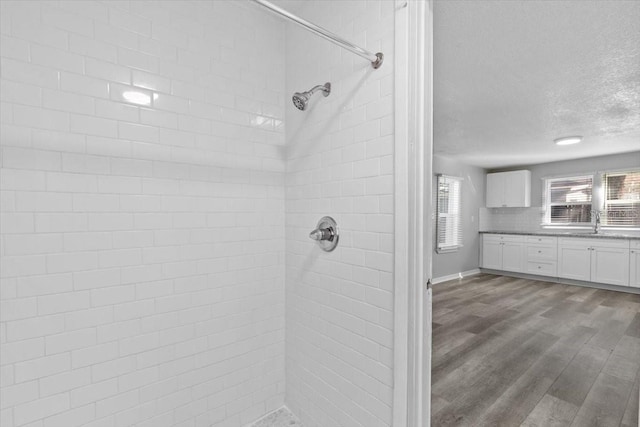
[251,0,384,69]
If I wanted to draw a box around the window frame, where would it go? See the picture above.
[542,174,594,227]
[601,168,640,229]
[542,168,640,230]
[435,174,463,253]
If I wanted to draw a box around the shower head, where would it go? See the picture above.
[292,82,331,111]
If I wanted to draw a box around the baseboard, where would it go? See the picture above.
[433,268,481,285]
[479,269,640,295]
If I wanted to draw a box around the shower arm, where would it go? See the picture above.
[251,0,384,69]
[308,85,330,96]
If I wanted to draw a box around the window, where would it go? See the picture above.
[436,174,463,253]
[602,170,640,227]
[543,175,593,225]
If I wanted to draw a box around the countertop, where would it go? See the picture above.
[479,230,640,240]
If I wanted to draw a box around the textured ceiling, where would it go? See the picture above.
[434,0,640,168]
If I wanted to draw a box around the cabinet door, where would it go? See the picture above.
[558,245,591,281]
[502,242,524,272]
[630,249,640,288]
[486,173,504,208]
[591,246,629,286]
[482,240,503,269]
[503,171,530,207]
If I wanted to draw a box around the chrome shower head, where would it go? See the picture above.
[292,82,331,111]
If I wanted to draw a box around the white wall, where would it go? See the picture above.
[481,151,640,232]
[493,151,640,204]
[432,155,485,279]
[284,2,395,426]
[0,2,286,426]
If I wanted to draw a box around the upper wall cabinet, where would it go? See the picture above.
[486,170,531,207]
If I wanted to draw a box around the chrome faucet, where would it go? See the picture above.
[591,210,602,234]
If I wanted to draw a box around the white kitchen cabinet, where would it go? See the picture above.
[482,233,637,289]
[525,236,558,277]
[482,239,503,270]
[591,246,630,286]
[481,234,524,272]
[558,238,630,286]
[486,173,504,208]
[503,242,525,272]
[631,241,640,288]
[486,170,531,208]
[557,241,591,281]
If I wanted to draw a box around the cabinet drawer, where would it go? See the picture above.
[526,245,557,260]
[526,261,557,277]
[483,234,525,243]
[526,236,557,246]
[631,240,640,250]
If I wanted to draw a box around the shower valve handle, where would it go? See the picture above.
[309,227,334,242]
[309,216,339,252]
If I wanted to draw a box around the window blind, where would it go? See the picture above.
[544,175,593,224]
[602,170,640,227]
[436,175,463,253]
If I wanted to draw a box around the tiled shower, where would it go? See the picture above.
[0,1,395,426]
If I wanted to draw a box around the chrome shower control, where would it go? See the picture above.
[309,216,339,252]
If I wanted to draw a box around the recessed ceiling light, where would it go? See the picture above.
[554,136,582,146]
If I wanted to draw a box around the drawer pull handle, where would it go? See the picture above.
[538,250,542,253]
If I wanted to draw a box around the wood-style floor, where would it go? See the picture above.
[432,274,640,427]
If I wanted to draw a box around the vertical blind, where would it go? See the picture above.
[544,175,593,224]
[436,174,463,253]
[602,170,640,227]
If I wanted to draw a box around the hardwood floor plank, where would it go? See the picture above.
[570,372,635,427]
[432,332,559,426]
[620,370,639,427]
[521,394,579,427]
[476,326,596,426]
[432,275,638,426]
[432,324,531,389]
[464,308,519,334]
[601,353,640,383]
[433,330,477,359]
[625,312,640,338]
[547,344,610,407]
[612,335,640,360]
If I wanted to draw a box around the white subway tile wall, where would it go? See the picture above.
[284,2,395,426]
[1,1,286,426]
[478,207,545,232]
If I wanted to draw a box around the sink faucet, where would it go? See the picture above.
[591,210,602,234]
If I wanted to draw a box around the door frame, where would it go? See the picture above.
[393,0,433,425]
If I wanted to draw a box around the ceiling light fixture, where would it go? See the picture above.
[554,136,582,146]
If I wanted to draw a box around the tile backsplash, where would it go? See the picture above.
[479,207,545,232]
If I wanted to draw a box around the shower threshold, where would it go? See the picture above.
[248,406,304,427]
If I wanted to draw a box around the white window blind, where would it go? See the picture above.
[544,175,593,225]
[602,170,640,227]
[436,174,463,253]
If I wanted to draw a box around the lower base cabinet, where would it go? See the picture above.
[481,234,635,288]
[557,244,591,281]
[558,238,630,287]
[481,234,524,272]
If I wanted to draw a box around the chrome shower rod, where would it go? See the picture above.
[251,0,384,69]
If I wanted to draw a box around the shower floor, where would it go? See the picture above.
[249,406,304,427]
